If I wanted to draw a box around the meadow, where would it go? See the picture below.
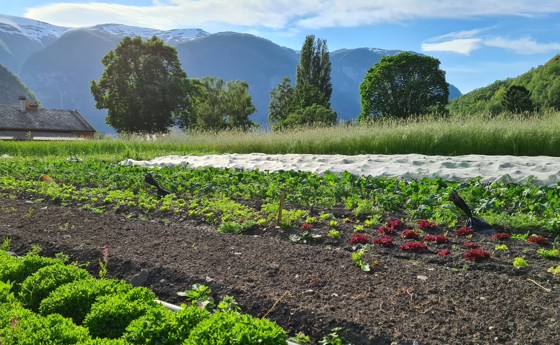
[2,111,560,160]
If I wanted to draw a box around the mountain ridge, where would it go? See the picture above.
[0,14,462,133]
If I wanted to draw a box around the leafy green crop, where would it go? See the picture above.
[184,311,287,345]
[83,287,157,339]
[1,156,560,237]
[19,263,91,312]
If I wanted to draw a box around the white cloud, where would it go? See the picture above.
[423,29,560,55]
[23,0,560,30]
[422,38,483,55]
[484,36,560,54]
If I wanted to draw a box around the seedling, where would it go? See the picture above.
[352,244,371,272]
[348,233,369,245]
[319,327,350,345]
[98,245,109,279]
[548,265,560,275]
[377,226,397,235]
[373,236,394,247]
[305,216,317,224]
[327,229,340,240]
[464,249,491,262]
[537,248,559,260]
[495,244,509,251]
[491,233,510,241]
[290,231,321,244]
[513,257,528,268]
[178,283,215,311]
[456,226,474,236]
[289,332,311,344]
[401,229,421,240]
[353,224,365,232]
[401,241,428,252]
[1,237,10,251]
[511,232,529,240]
[528,234,549,245]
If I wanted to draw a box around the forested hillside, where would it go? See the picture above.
[0,64,39,105]
[449,54,560,114]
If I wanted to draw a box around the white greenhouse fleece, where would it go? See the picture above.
[123,153,560,186]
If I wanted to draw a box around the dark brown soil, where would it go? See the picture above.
[1,195,559,345]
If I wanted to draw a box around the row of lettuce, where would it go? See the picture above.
[0,247,289,344]
[1,157,559,233]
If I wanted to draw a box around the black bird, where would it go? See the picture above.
[144,172,171,198]
[449,190,496,235]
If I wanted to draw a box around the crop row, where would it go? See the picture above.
[0,246,291,344]
[1,157,559,233]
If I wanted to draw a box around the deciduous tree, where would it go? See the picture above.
[91,36,191,134]
[359,52,449,121]
[268,77,295,128]
[188,77,256,131]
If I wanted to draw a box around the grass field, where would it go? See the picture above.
[1,111,560,160]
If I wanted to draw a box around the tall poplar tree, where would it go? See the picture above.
[295,35,332,108]
[268,35,336,129]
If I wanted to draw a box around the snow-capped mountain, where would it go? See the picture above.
[0,14,462,134]
[86,24,209,44]
[0,15,209,46]
[0,14,68,44]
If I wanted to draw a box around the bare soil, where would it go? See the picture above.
[1,195,559,345]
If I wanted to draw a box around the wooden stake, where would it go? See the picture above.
[277,191,285,226]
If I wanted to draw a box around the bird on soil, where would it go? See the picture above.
[144,172,171,198]
[449,190,496,235]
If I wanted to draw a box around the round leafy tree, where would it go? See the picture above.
[359,52,449,120]
[91,36,191,134]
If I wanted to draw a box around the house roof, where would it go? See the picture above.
[0,104,96,133]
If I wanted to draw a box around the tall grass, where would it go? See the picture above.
[1,111,560,159]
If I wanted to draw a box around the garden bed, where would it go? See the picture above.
[1,195,558,345]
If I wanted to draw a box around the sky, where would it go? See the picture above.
[2,0,560,94]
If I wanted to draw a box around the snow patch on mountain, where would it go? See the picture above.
[0,15,68,44]
[86,24,209,44]
[0,15,209,46]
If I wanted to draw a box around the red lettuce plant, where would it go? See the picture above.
[463,242,479,249]
[418,220,436,230]
[528,235,548,245]
[424,234,448,244]
[400,241,428,252]
[401,229,420,240]
[376,226,397,236]
[300,222,313,231]
[437,249,451,257]
[373,236,394,247]
[464,249,491,262]
[456,226,474,236]
[386,219,404,229]
[349,233,369,245]
[491,233,510,241]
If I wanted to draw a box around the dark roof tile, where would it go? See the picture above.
[0,104,95,132]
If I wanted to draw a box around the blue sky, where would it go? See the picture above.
[3,1,560,94]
